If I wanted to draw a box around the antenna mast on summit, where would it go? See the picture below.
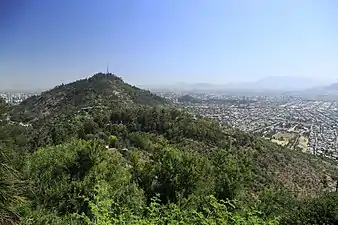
[106,63,109,74]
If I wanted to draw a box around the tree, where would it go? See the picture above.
[109,135,118,148]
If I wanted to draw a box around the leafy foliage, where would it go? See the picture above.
[0,101,26,224]
[279,192,338,225]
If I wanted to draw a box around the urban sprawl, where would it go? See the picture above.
[157,91,338,161]
[1,92,36,105]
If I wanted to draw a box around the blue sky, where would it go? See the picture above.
[1,0,338,90]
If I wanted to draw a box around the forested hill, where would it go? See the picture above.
[2,75,338,224]
[10,73,169,123]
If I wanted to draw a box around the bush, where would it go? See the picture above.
[279,192,338,225]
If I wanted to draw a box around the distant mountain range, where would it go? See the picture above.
[227,76,325,91]
[321,82,338,90]
[299,82,338,100]
[147,76,333,92]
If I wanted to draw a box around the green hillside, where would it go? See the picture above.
[2,75,338,224]
[10,73,169,123]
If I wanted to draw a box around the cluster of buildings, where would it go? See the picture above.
[169,92,338,161]
[0,92,36,104]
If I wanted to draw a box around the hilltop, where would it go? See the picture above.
[11,73,169,123]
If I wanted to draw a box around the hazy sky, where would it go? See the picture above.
[1,0,338,90]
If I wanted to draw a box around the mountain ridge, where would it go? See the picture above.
[147,76,330,92]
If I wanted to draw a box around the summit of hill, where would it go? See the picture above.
[11,73,169,123]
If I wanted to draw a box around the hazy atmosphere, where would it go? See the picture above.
[1,0,338,90]
[3,1,338,224]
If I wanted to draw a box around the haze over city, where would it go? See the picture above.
[2,0,338,90]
